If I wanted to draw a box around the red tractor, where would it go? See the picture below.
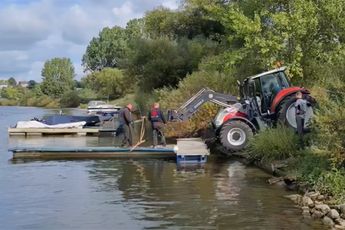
[168,67,315,152]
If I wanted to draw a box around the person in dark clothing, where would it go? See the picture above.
[118,104,134,147]
[295,91,307,146]
[148,103,166,147]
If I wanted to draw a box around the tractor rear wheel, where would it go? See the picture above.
[219,120,253,152]
[277,95,314,129]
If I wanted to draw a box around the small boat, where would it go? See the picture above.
[43,115,100,126]
[87,101,121,114]
[14,115,101,129]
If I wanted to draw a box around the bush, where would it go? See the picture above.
[290,151,345,202]
[60,91,81,108]
[82,68,128,100]
[292,151,331,185]
[134,90,156,114]
[311,86,345,167]
[0,98,17,106]
[35,96,59,108]
[316,169,345,202]
[248,127,300,162]
[78,88,98,104]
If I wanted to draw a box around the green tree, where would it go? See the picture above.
[40,57,75,98]
[82,26,129,71]
[144,6,224,40]
[27,80,37,89]
[126,18,146,40]
[82,68,127,100]
[144,7,177,39]
[1,87,21,100]
[8,77,17,86]
[128,37,216,91]
[187,0,345,81]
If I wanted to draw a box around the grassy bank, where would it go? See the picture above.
[0,96,59,108]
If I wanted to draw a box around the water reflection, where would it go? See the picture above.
[86,160,324,229]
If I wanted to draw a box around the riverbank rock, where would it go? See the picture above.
[268,177,283,184]
[302,206,310,217]
[317,195,325,201]
[312,210,324,219]
[305,191,320,200]
[340,205,345,215]
[302,196,314,208]
[315,204,331,215]
[335,225,345,230]
[322,216,334,226]
[328,209,340,219]
[335,218,345,227]
[284,194,302,204]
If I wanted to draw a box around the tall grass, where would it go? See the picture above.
[248,127,300,162]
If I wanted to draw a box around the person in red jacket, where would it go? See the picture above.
[148,103,166,147]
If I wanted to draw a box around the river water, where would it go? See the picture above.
[0,107,324,229]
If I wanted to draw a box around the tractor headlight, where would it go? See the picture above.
[214,104,241,128]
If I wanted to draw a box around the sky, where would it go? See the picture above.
[0,0,180,82]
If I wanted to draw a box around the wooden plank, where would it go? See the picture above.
[176,138,209,156]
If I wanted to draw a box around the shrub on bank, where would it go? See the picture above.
[291,151,345,203]
[316,169,345,203]
[0,98,18,106]
[248,127,300,162]
[292,151,331,185]
[311,86,345,167]
[60,91,81,108]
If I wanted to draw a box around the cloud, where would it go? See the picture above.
[0,51,30,75]
[112,1,143,27]
[162,0,179,9]
[0,1,52,50]
[27,61,45,82]
[0,0,181,81]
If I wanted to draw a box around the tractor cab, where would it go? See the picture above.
[240,67,291,115]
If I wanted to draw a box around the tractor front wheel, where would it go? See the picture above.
[219,120,253,152]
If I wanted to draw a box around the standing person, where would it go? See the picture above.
[118,103,134,147]
[148,103,166,147]
[295,91,307,142]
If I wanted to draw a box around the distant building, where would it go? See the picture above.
[18,81,29,88]
[0,84,8,89]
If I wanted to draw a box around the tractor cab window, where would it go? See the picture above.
[277,72,290,89]
[252,78,263,112]
[261,74,282,97]
[260,73,282,113]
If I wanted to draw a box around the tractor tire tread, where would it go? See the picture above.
[219,120,253,152]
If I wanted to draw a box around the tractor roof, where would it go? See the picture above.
[249,66,287,80]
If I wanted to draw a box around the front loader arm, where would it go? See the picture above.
[168,88,238,121]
